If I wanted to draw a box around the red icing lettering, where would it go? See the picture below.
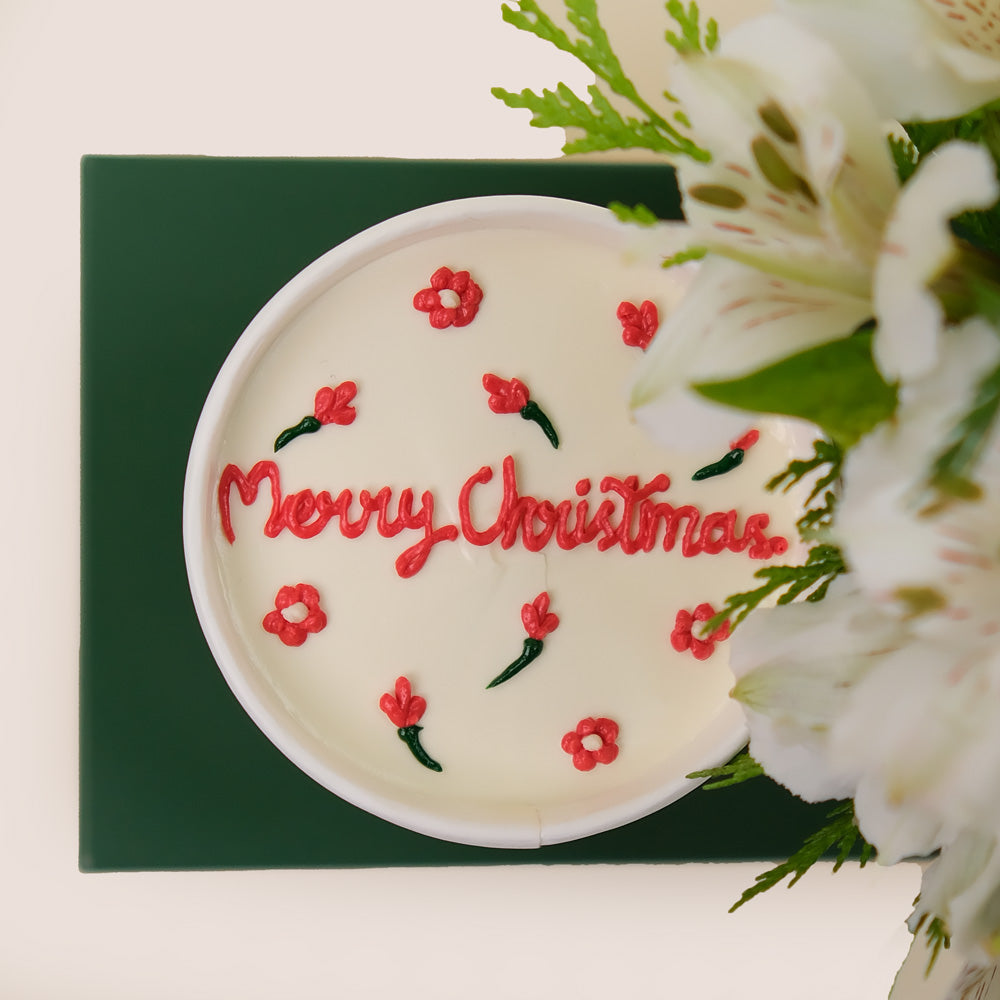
[219,454,786,578]
[218,461,283,543]
[218,461,458,577]
[456,457,785,560]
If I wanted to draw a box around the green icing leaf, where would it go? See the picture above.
[692,329,896,448]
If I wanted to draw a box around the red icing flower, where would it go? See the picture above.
[561,717,620,772]
[481,373,560,448]
[670,603,731,661]
[274,381,358,451]
[521,592,559,640]
[617,299,659,350]
[379,676,427,728]
[412,266,483,329]
[314,382,357,425]
[483,373,530,414]
[262,583,327,647]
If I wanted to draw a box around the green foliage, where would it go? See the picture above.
[904,106,1000,161]
[608,201,660,226]
[730,801,873,912]
[494,0,708,160]
[687,750,764,789]
[932,244,1000,327]
[952,207,1000,258]
[767,439,843,539]
[692,329,896,449]
[929,356,1000,502]
[664,0,719,55]
[911,912,952,974]
[493,82,698,156]
[662,245,707,268]
[888,133,918,185]
[708,543,846,632]
[904,108,1000,253]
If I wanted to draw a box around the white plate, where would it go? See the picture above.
[183,195,803,848]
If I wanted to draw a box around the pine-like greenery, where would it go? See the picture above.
[767,438,843,539]
[730,801,874,912]
[492,0,709,159]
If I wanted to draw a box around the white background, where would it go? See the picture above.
[0,1,927,997]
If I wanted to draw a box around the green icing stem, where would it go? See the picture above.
[520,401,559,449]
[274,415,322,452]
[397,725,442,772]
[487,637,544,689]
[692,447,745,481]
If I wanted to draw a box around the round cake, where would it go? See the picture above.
[183,195,805,848]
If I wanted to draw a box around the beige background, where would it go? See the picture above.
[1,1,926,997]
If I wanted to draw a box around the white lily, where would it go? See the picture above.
[874,142,1000,381]
[631,254,873,448]
[838,317,1000,639]
[779,0,1000,121]
[630,15,895,447]
[731,573,1000,875]
[729,578,907,803]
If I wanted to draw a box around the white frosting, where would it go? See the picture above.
[194,200,805,847]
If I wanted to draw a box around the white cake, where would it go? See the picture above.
[184,196,805,847]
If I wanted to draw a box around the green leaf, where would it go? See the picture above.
[928,354,1000,499]
[903,107,1000,254]
[692,329,896,448]
[730,801,872,911]
[888,133,918,185]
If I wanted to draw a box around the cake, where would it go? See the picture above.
[184,196,805,848]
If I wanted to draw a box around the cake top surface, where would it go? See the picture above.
[184,196,804,847]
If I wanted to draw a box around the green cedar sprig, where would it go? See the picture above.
[730,801,874,912]
[687,750,764,789]
[662,246,707,268]
[607,201,659,226]
[707,543,846,634]
[493,0,709,160]
[767,438,843,539]
[911,912,952,974]
[664,0,719,55]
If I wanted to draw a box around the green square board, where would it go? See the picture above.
[80,156,828,871]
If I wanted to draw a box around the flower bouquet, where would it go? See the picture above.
[496,0,1000,994]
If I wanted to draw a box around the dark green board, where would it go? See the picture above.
[80,156,829,871]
